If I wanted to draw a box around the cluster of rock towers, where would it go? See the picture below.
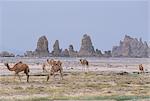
[24,34,110,57]
[24,34,150,58]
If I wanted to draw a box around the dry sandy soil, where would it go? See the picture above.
[0,57,150,101]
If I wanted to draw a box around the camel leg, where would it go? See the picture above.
[42,65,46,72]
[17,74,21,82]
[26,74,29,83]
[42,67,45,72]
[84,65,86,72]
[47,74,50,81]
[60,70,63,80]
[14,73,17,82]
[53,73,56,80]
[86,65,89,72]
[141,70,144,74]
[25,73,29,82]
[24,70,29,83]
[82,65,85,72]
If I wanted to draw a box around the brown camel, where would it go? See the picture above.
[47,60,63,81]
[139,64,144,73]
[79,59,89,71]
[4,61,30,82]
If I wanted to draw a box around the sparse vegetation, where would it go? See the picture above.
[0,71,150,101]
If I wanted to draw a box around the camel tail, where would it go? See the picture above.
[86,61,89,66]
[28,68,30,73]
[26,66,30,73]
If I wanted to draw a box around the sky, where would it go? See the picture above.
[0,0,149,55]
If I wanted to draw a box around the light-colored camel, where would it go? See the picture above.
[79,59,89,71]
[4,61,30,82]
[139,64,144,73]
[47,60,63,81]
[42,59,55,72]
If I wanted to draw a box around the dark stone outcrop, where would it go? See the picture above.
[0,51,15,57]
[69,45,74,52]
[103,50,112,57]
[112,35,149,58]
[78,34,95,57]
[68,45,78,57]
[95,49,103,57]
[51,40,62,57]
[61,49,69,57]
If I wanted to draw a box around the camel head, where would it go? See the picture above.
[57,60,62,66]
[4,63,9,67]
[79,59,82,62]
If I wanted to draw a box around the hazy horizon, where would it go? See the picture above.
[0,0,149,55]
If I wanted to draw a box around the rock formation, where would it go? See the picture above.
[68,44,78,57]
[112,35,149,58]
[61,49,69,57]
[24,51,34,57]
[25,36,50,57]
[69,45,74,52]
[34,36,49,57]
[148,47,150,57]
[24,34,149,58]
[103,50,112,57]
[95,49,103,57]
[51,40,61,57]
[0,51,15,57]
[78,34,95,57]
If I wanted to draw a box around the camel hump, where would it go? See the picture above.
[18,61,22,63]
[14,61,23,67]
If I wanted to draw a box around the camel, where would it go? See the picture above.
[139,64,144,73]
[47,59,55,66]
[79,59,89,71]
[42,59,55,72]
[4,61,30,82]
[47,60,63,81]
[80,59,89,66]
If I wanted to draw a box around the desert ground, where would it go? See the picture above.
[0,57,150,101]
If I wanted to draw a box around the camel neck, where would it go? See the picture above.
[6,64,14,71]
